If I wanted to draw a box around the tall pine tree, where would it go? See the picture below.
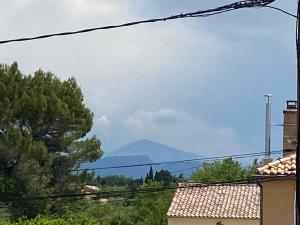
[149,166,154,180]
[0,63,103,217]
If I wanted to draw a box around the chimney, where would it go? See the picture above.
[283,100,297,157]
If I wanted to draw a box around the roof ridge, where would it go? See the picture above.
[256,154,296,175]
[178,183,258,188]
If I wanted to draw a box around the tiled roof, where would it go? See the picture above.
[256,154,296,175]
[167,183,260,219]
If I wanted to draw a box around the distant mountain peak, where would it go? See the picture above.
[82,139,205,179]
[110,139,203,162]
[131,139,182,150]
[132,139,168,146]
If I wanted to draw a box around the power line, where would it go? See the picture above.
[75,149,283,172]
[264,5,298,18]
[0,151,284,202]
[170,150,283,174]
[3,175,295,202]
[170,163,206,174]
[6,188,175,209]
[0,0,275,45]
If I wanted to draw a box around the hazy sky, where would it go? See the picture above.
[0,0,297,156]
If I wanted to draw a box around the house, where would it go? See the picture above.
[82,185,100,199]
[167,101,298,225]
[256,154,296,225]
[167,183,260,225]
[83,185,100,193]
[255,100,297,225]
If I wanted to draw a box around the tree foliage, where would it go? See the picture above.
[0,215,99,225]
[55,190,174,225]
[0,63,103,217]
[96,175,131,187]
[154,170,173,187]
[190,158,258,183]
[148,166,153,180]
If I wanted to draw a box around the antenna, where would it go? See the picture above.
[264,94,272,160]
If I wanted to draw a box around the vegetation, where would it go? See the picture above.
[0,215,99,225]
[190,158,259,183]
[0,157,259,225]
[96,175,131,187]
[0,63,102,218]
[55,190,174,225]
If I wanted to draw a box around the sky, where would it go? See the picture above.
[0,0,297,157]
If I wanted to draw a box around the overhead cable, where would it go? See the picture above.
[0,0,276,45]
[264,5,298,18]
[3,175,295,202]
[74,149,283,172]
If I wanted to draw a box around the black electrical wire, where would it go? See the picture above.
[264,5,298,18]
[170,150,283,174]
[3,174,294,202]
[0,0,276,45]
[74,149,283,172]
[0,149,285,203]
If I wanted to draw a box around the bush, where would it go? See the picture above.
[0,215,100,225]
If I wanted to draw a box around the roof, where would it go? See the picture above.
[167,183,260,219]
[256,154,296,175]
[83,185,100,193]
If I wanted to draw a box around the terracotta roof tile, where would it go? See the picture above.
[256,154,296,175]
[167,184,260,219]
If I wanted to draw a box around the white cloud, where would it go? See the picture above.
[0,1,294,157]
[96,115,111,127]
[124,108,244,156]
[94,115,112,139]
[125,108,185,129]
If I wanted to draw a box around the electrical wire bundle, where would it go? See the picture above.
[0,0,283,45]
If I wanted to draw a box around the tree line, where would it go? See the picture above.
[95,167,184,188]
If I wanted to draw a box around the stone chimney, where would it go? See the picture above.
[283,100,297,157]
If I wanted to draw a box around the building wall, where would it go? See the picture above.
[168,218,259,225]
[261,179,295,225]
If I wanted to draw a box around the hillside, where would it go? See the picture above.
[81,155,154,178]
[82,139,204,178]
[108,139,202,162]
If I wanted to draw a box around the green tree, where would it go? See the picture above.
[154,170,173,187]
[148,166,153,181]
[145,173,149,183]
[0,215,99,225]
[139,177,143,185]
[190,158,256,183]
[0,63,103,217]
[128,178,138,198]
[96,175,101,185]
[97,175,130,187]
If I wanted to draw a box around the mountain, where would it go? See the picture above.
[108,139,202,162]
[82,139,204,178]
[81,155,154,178]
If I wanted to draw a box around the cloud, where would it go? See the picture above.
[124,108,244,156]
[94,115,112,139]
[0,1,295,157]
[96,115,111,127]
[125,108,184,129]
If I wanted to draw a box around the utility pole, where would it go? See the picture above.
[296,1,300,225]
